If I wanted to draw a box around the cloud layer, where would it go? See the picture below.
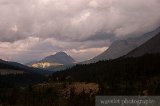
[0,0,160,63]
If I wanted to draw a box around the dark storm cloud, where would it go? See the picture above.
[0,0,160,42]
[82,32,115,42]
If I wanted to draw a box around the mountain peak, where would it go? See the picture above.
[54,52,68,56]
[27,51,75,69]
[42,52,75,65]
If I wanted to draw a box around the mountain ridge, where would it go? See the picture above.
[81,26,160,64]
[126,32,160,57]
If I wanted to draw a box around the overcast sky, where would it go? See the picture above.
[0,0,160,63]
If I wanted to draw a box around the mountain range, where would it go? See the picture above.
[1,27,160,74]
[26,27,160,69]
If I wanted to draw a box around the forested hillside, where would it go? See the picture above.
[52,54,160,95]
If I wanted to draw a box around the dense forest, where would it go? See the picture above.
[51,54,160,95]
[0,54,160,105]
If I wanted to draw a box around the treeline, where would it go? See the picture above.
[51,54,160,95]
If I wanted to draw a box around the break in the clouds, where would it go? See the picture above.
[0,0,160,63]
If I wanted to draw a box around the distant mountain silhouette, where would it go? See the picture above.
[42,52,75,64]
[126,32,160,57]
[28,52,75,69]
[82,27,160,64]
